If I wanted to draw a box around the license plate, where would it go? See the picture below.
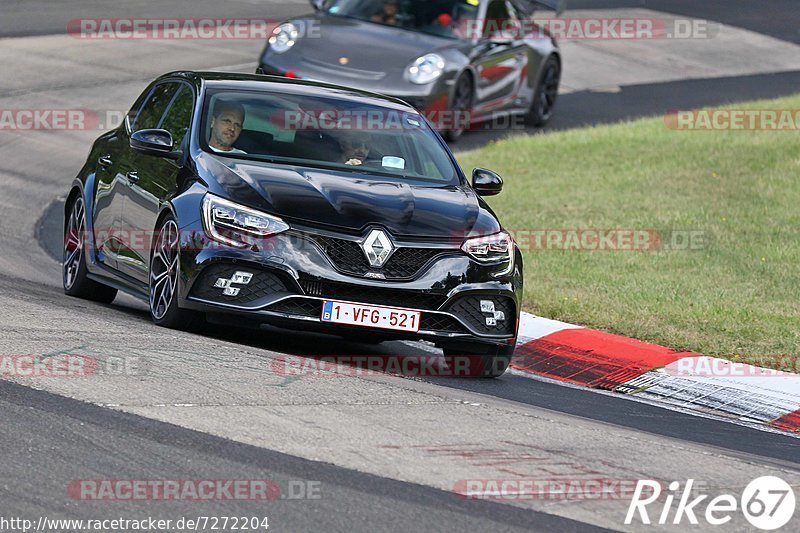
[321,300,421,332]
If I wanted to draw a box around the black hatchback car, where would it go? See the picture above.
[63,72,523,377]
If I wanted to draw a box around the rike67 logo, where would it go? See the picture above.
[626,477,795,530]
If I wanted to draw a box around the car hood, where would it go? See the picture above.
[291,15,456,74]
[199,153,501,240]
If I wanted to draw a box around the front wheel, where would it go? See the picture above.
[149,216,201,330]
[443,343,515,378]
[63,195,118,303]
[526,56,560,127]
[443,74,474,142]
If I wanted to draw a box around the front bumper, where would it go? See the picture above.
[256,60,452,120]
[176,220,522,349]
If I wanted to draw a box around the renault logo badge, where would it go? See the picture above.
[362,230,394,268]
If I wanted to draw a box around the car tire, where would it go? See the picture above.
[149,215,202,330]
[443,74,474,142]
[63,194,118,304]
[443,343,514,378]
[526,55,560,127]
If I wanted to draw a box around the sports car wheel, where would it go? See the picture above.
[63,194,117,303]
[149,216,200,329]
[527,56,560,127]
[443,343,514,378]
[444,74,474,142]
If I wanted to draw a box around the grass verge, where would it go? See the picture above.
[457,95,800,368]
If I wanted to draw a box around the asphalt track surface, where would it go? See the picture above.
[2,1,800,532]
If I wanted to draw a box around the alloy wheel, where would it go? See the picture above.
[63,197,85,290]
[448,75,473,140]
[150,219,180,320]
[535,62,560,123]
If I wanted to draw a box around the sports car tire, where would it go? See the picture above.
[526,55,560,127]
[444,74,474,142]
[63,194,118,303]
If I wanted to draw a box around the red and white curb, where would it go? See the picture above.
[512,312,800,435]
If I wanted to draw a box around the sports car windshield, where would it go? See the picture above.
[201,89,459,184]
[324,0,480,40]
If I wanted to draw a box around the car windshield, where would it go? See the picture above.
[324,0,480,40]
[201,88,460,185]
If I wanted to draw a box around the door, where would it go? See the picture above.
[473,0,529,111]
[117,82,193,283]
[91,131,129,270]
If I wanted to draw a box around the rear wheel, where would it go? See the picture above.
[443,74,474,142]
[443,343,515,378]
[63,195,117,303]
[149,216,201,330]
[526,56,560,127]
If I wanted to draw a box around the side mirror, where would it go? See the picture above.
[472,168,503,196]
[130,129,180,159]
[310,0,325,10]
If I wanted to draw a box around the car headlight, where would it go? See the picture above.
[268,23,299,53]
[462,231,515,276]
[202,194,289,248]
[407,54,446,85]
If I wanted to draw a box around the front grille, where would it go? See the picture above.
[299,278,447,311]
[311,235,453,280]
[446,295,516,336]
[269,298,322,317]
[190,264,289,305]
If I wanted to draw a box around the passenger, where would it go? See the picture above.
[209,100,247,154]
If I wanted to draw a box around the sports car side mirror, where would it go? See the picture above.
[472,168,503,196]
[130,129,181,159]
[309,0,325,10]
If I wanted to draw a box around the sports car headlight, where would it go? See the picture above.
[407,54,445,85]
[268,23,299,53]
[462,231,515,276]
[202,194,289,248]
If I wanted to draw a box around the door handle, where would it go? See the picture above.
[126,171,140,184]
[98,155,113,168]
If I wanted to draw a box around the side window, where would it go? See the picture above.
[126,89,151,131]
[131,82,180,132]
[158,85,194,150]
[483,0,516,38]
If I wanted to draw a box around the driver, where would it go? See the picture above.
[338,131,371,166]
[209,100,247,154]
[371,0,399,26]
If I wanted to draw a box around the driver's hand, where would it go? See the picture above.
[345,158,363,166]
